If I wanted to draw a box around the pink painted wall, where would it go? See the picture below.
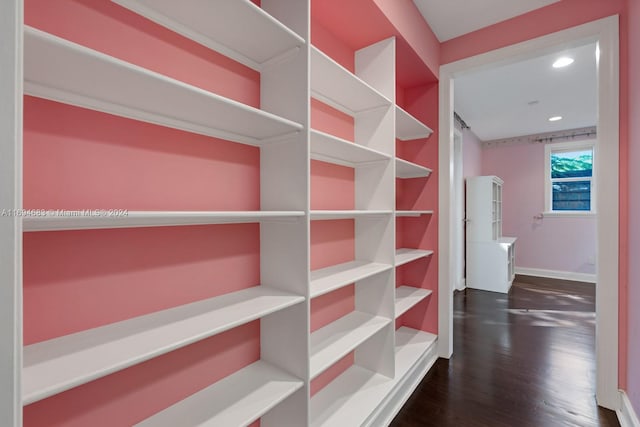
[481,142,596,275]
[626,0,640,415]
[440,0,630,390]
[462,128,483,179]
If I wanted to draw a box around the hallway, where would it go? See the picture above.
[391,277,620,426]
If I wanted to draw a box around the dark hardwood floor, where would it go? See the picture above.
[391,275,620,427]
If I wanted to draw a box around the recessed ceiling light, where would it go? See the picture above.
[548,116,563,122]
[553,57,574,68]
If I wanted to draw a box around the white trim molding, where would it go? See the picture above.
[439,15,620,410]
[618,391,640,427]
[515,267,596,283]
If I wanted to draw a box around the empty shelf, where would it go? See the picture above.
[310,311,390,379]
[395,248,434,267]
[395,286,432,318]
[396,210,434,217]
[23,286,304,404]
[310,260,393,298]
[396,158,432,179]
[310,129,391,167]
[310,210,392,221]
[395,327,438,376]
[113,0,305,71]
[395,106,433,141]
[23,211,305,232]
[311,46,391,115]
[24,26,303,147]
[135,360,303,426]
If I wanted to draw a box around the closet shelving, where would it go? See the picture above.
[22,211,305,232]
[395,158,433,179]
[24,27,303,147]
[17,0,440,425]
[395,286,433,318]
[23,287,304,404]
[134,360,303,427]
[395,248,434,267]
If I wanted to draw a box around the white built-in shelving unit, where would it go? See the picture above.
[9,1,440,425]
[466,176,517,293]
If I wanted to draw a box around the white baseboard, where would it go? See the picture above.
[454,278,466,292]
[515,267,596,283]
[618,390,640,427]
[365,339,439,427]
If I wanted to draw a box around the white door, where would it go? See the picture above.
[453,129,465,291]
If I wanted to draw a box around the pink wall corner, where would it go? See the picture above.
[481,142,596,275]
[373,0,440,80]
[626,0,640,413]
[462,128,483,179]
[440,0,630,391]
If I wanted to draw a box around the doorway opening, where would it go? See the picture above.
[438,16,620,410]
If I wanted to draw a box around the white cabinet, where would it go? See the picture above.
[466,176,516,293]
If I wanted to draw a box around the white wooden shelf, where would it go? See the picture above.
[310,311,390,380]
[24,26,303,147]
[23,211,305,232]
[395,106,433,141]
[310,365,390,427]
[310,260,392,298]
[23,286,304,404]
[311,46,391,116]
[396,210,434,217]
[310,210,392,221]
[310,129,390,167]
[395,286,432,318]
[396,158,432,179]
[395,248,434,267]
[310,327,437,427]
[135,360,302,426]
[112,0,305,71]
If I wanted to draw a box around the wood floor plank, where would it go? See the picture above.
[391,277,619,427]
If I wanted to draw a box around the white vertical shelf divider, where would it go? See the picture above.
[259,1,311,426]
[1,1,22,425]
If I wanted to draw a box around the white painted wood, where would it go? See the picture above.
[23,286,304,404]
[0,1,22,425]
[356,103,395,156]
[515,267,596,283]
[310,261,392,298]
[453,129,465,293]
[440,17,620,406]
[395,158,432,179]
[309,311,390,379]
[356,215,395,264]
[617,390,640,427]
[310,365,391,427]
[310,328,438,427]
[355,38,396,102]
[310,129,390,167]
[112,0,304,71]
[310,46,391,116]
[23,211,304,231]
[395,248,434,267]
[24,27,303,147]
[466,240,517,293]
[356,161,395,211]
[395,210,434,217]
[395,106,433,141]
[310,210,392,220]
[395,287,432,318]
[363,328,438,427]
[135,360,303,427]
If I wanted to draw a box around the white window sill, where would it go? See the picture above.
[542,211,597,218]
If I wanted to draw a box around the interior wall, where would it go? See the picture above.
[626,0,640,414]
[481,141,596,276]
[462,128,482,179]
[440,0,629,387]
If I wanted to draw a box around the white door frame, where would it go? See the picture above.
[453,128,465,292]
[437,16,620,410]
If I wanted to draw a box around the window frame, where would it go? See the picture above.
[544,139,597,216]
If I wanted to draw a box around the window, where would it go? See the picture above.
[544,140,595,214]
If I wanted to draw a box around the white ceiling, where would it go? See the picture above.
[413,0,561,42]
[453,43,597,141]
